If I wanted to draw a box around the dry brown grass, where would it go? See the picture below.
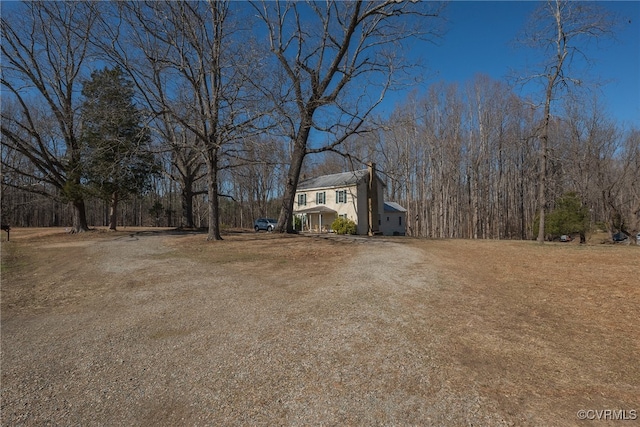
[405,239,639,425]
[1,228,638,426]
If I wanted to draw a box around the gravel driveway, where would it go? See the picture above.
[2,231,511,426]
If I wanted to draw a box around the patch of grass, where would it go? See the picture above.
[166,233,353,272]
[405,238,640,422]
[2,227,638,425]
[0,241,29,275]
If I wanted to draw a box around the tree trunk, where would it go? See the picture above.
[109,191,118,231]
[536,139,548,243]
[181,180,195,228]
[277,143,305,233]
[71,199,89,233]
[537,80,553,244]
[205,149,222,241]
[277,122,312,234]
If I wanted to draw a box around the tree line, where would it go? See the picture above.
[2,1,637,241]
[327,79,639,240]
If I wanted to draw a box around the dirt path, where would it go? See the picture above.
[0,232,498,426]
[2,231,638,426]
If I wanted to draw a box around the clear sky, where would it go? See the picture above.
[383,1,640,128]
[2,0,637,127]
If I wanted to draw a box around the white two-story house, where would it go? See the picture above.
[294,163,406,236]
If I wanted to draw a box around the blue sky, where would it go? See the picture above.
[382,1,640,127]
[2,1,637,127]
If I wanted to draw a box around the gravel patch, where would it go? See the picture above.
[2,232,516,425]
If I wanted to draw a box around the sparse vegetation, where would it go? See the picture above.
[1,228,638,425]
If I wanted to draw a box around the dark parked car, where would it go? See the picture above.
[612,232,628,243]
[254,218,277,232]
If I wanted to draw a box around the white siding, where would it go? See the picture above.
[294,171,401,235]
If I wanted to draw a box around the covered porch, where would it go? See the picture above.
[294,206,337,233]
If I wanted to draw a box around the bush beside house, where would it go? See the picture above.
[332,217,357,235]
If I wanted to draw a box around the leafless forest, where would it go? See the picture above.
[2,1,638,240]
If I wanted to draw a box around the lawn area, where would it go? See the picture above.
[405,238,639,425]
[1,228,638,425]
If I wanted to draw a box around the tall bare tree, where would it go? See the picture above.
[163,125,207,229]
[98,1,262,240]
[1,1,99,232]
[518,0,614,243]
[375,77,540,240]
[252,0,444,233]
[220,135,287,228]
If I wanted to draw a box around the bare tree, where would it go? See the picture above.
[518,0,614,243]
[554,110,639,241]
[622,129,640,238]
[252,0,444,233]
[560,94,613,238]
[154,116,206,229]
[99,1,263,240]
[1,1,100,232]
[223,136,287,227]
[375,77,541,240]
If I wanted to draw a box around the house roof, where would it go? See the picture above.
[294,205,337,214]
[297,169,370,191]
[384,202,407,213]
